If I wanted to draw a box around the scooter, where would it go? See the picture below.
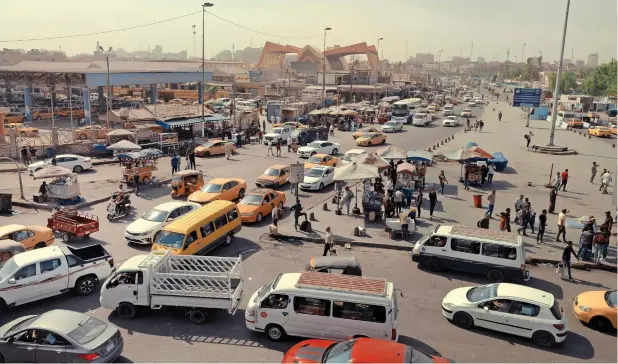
[106,194,132,221]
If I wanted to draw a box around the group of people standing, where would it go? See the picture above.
[170,149,196,175]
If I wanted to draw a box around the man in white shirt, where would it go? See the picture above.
[287,135,293,152]
[394,189,405,215]
[267,140,274,156]
[487,164,496,184]
[323,226,335,256]
[514,195,525,224]
[271,205,279,227]
[600,171,612,194]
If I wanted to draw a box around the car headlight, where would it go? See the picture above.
[578,305,591,312]
[443,302,454,309]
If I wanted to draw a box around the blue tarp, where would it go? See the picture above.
[156,114,230,130]
[489,152,508,171]
[465,142,479,148]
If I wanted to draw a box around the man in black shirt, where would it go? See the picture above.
[562,241,579,280]
[428,188,438,219]
[537,209,547,243]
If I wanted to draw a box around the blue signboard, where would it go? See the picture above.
[249,71,261,82]
[512,88,542,107]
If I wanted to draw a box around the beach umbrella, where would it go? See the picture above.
[376,145,406,160]
[107,140,141,151]
[32,165,72,179]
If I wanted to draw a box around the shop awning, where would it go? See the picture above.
[156,114,231,130]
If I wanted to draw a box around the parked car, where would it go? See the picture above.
[297,141,340,158]
[124,201,200,244]
[264,127,293,145]
[237,188,286,223]
[255,165,290,188]
[188,177,247,204]
[0,224,54,250]
[442,116,460,127]
[0,310,123,363]
[303,154,338,170]
[381,121,404,133]
[2,112,25,124]
[573,290,616,331]
[299,166,335,191]
[2,124,39,137]
[28,154,93,173]
[468,101,477,107]
[442,283,567,347]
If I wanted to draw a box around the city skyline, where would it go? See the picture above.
[0,0,615,63]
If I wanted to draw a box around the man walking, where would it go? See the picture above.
[133,172,140,196]
[486,190,496,218]
[487,163,495,184]
[267,140,274,156]
[562,241,580,280]
[428,188,437,219]
[537,209,547,243]
[438,170,448,195]
[600,171,612,194]
[291,201,308,231]
[514,194,524,224]
[271,204,279,227]
[560,169,569,192]
[323,227,334,256]
[416,190,423,218]
[189,150,196,170]
[20,146,29,165]
[517,208,531,236]
[478,120,484,132]
[262,120,266,133]
[275,140,282,157]
[480,164,488,186]
[287,135,293,152]
[498,111,503,122]
[556,208,567,242]
[171,154,179,175]
[394,188,404,215]
[590,162,598,184]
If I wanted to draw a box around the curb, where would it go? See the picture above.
[12,178,172,211]
[269,234,617,272]
[0,160,118,173]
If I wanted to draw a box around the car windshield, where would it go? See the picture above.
[5,316,38,337]
[263,168,280,177]
[385,122,395,126]
[67,317,108,345]
[0,259,18,280]
[408,348,434,363]
[141,209,168,223]
[447,116,456,120]
[307,156,323,164]
[156,231,185,249]
[240,194,263,206]
[323,340,354,363]
[305,169,324,178]
[200,184,222,193]
[307,142,322,148]
[605,291,617,308]
[360,133,373,139]
[466,284,498,302]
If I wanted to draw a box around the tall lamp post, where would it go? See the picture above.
[376,37,383,101]
[522,42,526,63]
[1,157,24,200]
[322,27,332,108]
[98,46,112,129]
[192,25,197,59]
[549,0,571,146]
[437,49,444,72]
[202,3,214,130]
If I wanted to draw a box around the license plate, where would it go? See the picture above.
[106,342,114,352]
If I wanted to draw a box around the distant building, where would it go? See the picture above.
[451,56,470,66]
[575,60,586,68]
[0,48,67,65]
[153,45,163,58]
[587,53,599,67]
[477,57,485,63]
[415,53,434,64]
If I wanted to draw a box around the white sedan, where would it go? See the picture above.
[299,166,335,191]
[125,201,200,244]
[442,116,460,127]
[381,121,404,133]
[28,154,93,174]
[297,140,340,158]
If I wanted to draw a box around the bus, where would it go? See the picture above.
[391,98,423,123]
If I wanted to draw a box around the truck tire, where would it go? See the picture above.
[74,275,97,296]
[117,302,136,320]
[188,309,208,325]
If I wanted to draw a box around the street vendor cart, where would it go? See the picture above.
[117,149,162,185]
[33,166,81,204]
[47,207,99,242]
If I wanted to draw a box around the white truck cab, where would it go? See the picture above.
[264,127,293,145]
[412,113,432,126]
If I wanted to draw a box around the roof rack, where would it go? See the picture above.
[296,271,387,297]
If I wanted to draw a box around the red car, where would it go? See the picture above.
[282,338,450,363]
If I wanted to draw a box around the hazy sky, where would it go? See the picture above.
[1,0,616,63]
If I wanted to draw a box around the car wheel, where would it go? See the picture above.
[256,213,263,223]
[266,324,286,341]
[331,148,338,155]
[73,165,84,173]
[318,183,324,191]
[426,257,443,271]
[453,312,474,329]
[34,242,47,249]
[367,141,372,146]
[36,116,41,120]
[589,316,613,332]
[188,309,208,325]
[61,232,71,242]
[75,275,97,296]
[381,139,386,144]
[238,188,245,199]
[532,330,556,348]
[117,302,137,320]
[310,152,316,156]
[204,151,210,157]
[225,233,234,245]
[486,269,505,283]
[79,134,87,140]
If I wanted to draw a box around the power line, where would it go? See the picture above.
[205,11,321,39]
[0,11,202,43]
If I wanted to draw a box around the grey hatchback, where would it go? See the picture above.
[0,309,123,363]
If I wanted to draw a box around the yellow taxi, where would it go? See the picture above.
[3,124,40,137]
[304,154,339,170]
[588,126,612,138]
[2,112,26,124]
[0,224,54,250]
[188,177,247,205]
[56,107,85,118]
[273,121,307,129]
[73,125,108,140]
[255,164,289,188]
[352,127,380,139]
[609,124,617,135]
[32,109,56,120]
[237,188,286,223]
[194,139,234,157]
[427,106,437,114]
[356,132,387,146]
[573,290,616,331]
[430,103,441,111]
[566,118,584,129]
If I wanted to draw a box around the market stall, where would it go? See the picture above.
[33,166,81,203]
[117,149,162,185]
[107,139,141,152]
[406,149,433,187]
[442,146,493,186]
[106,129,137,145]
[376,145,407,162]
[333,161,380,218]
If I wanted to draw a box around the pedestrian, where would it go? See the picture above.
[485,190,496,218]
[600,171,612,194]
[498,111,503,122]
[428,188,437,218]
[275,140,282,157]
[20,146,29,165]
[184,154,190,170]
[236,133,242,148]
[603,210,614,232]
[477,215,490,229]
[389,165,397,186]
[438,170,448,195]
[560,169,569,192]
[561,241,580,280]
[517,208,531,236]
[524,131,534,148]
[552,172,561,194]
[271,204,279,227]
[291,201,308,231]
[556,208,567,242]
[267,140,274,156]
[478,120,484,132]
[394,188,404,215]
[474,121,478,132]
[466,117,470,129]
[499,212,508,231]
[287,135,293,152]
[480,164,488,186]
[341,186,354,214]
[323,227,334,256]
[504,208,512,232]
[416,190,423,218]
[487,163,495,184]
[224,142,234,160]
[597,226,611,262]
[133,172,140,196]
[590,162,598,184]
[262,120,266,133]
[171,154,179,174]
[329,124,335,137]
[29,146,37,162]
[537,209,547,242]
[258,130,263,144]
[514,194,524,224]
[189,150,196,170]
[463,168,470,191]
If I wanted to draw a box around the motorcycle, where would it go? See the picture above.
[106,193,132,221]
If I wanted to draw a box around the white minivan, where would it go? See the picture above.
[245,271,400,342]
[412,224,530,283]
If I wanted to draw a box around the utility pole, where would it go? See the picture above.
[192,25,196,59]
[322,27,332,108]
[470,42,473,61]
[549,0,571,146]
[506,49,510,62]
[522,42,526,63]
[202,3,214,133]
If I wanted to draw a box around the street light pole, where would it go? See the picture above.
[437,49,443,72]
[322,27,331,108]
[192,25,196,59]
[548,0,571,146]
[98,46,112,129]
[376,37,383,101]
[522,42,526,63]
[202,3,214,130]
[1,157,24,200]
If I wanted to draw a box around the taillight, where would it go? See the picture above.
[553,323,564,331]
[83,158,91,162]
[391,328,397,340]
[108,259,114,268]
[78,353,100,361]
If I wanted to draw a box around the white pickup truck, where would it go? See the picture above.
[100,251,243,324]
[0,244,114,310]
[263,126,293,145]
[412,112,433,126]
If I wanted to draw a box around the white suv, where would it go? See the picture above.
[264,126,293,145]
[442,283,568,348]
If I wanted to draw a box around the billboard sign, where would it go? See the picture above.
[289,163,305,184]
[249,71,261,82]
[512,88,542,107]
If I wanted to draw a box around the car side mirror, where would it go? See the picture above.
[8,278,16,285]
[483,306,489,312]
[167,218,173,222]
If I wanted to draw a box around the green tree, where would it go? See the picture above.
[582,59,617,96]
[548,71,577,93]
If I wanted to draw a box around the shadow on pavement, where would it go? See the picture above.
[216,237,262,260]
[399,335,443,357]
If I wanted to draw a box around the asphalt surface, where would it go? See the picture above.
[2,100,616,363]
